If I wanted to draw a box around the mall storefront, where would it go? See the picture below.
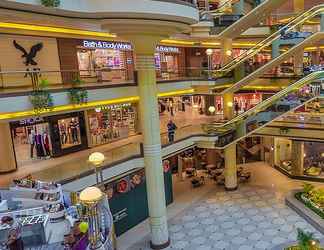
[10,102,139,167]
[57,38,186,83]
[10,112,88,166]
[273,138,324,182]
[86,103,138,147]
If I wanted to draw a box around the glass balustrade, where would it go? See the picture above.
[213,4,324,77]
[202,71,324,148]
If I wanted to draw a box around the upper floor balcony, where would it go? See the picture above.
[1,0,199,27]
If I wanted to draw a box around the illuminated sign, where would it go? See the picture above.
[82,40,132,51]
[19,117,44,125]
[156,45,180,53]
[82,40,180,54]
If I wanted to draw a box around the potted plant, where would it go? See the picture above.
[29,79,54,114]
[68,77,88,105]
[285,229,322,250]
[41,0,60,7]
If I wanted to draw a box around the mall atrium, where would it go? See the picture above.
[1,0,324,249]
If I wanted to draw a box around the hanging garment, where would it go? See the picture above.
[35,134,45,158]
[43,133,51,156]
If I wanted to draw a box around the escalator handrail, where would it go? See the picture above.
[200,0,236,16]
[203,71,324,129]
[220,32,324,94]
[216,4,324,74]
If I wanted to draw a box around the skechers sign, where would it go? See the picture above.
[82,40,133,51]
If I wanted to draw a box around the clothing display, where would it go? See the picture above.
[58,117,81,149]
[88,103,137,146]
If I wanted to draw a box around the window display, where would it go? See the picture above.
[58,117,81,149]
[10,112,88,167]
[87,103,137,147]
[11,120,52,166]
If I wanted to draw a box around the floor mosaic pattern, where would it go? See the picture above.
[128,185,322,250]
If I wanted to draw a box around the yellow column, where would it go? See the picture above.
[293,0,304,14]
[291,141,304,176]
[0,123,17,173]
[224,143,237,190]
[223,93,234,120]
[221,38,232,66]
[133,36,170,249]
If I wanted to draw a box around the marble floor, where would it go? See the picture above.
[123,162,324,250]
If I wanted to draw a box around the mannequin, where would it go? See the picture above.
[43,131,51,157]
[29,129,35,159]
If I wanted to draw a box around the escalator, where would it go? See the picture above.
[214,4,324,76]
[215,32,324,94]
[200,0,237,19]
[201,71,324,149]
[216,0,287,38]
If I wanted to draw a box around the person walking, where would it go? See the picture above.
[1,216,24,250]
[167,120,177,143]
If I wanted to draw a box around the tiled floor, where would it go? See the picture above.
[123,162,324,250]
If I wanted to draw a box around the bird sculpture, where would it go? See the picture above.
[13,40,43,66]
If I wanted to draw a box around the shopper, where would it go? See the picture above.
[167,120,177,143]
[1,216,24,250]
[234,101,240,116]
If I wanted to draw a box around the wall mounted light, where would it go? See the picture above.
[208,106,216,114]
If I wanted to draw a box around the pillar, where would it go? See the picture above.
[224,143,237,190]
[293,49,304,76]
[223,93,234,120]
[220,38,232,66]
[233,0,244,15]
[271,38,280,59]
[206,149,217,166]
[133,36,169,249]
[0,123,16,173]
[321,14,324,32]
[291,141,304,176]
[234,65,245,82]
[293,0,304,14]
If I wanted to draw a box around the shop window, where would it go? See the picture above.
[87,103,137,146]
[58,117,82,149]
[11,121,52,166]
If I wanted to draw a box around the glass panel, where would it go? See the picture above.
[202,71,324,148]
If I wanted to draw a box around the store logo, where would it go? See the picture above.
[13,40,43,66]
[156,46,180,53]
[83,40,132,51]
[19,117,44,125]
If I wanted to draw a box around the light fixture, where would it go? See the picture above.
[208,106,216,113]
[95,107,101,113]
[225,50,232,56]
[227,102,233,107]
[321,152,324,157]
[206,48,213,56]
[88,152,105,167]
[304,153,306,157]
[79,186,103,204]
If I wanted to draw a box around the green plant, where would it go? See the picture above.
[68,77,88,105]
[295,192,324,219]
[41,0,60,7]
[303,183,315,197]
[29,79,53,114]
[297,228,314,250]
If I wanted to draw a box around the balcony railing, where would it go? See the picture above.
[0,68,207,95]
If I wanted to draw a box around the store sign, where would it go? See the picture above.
[19,117,44,126]
[156,45,180,53]
[82,40,132,51]
[113,208,128,223]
